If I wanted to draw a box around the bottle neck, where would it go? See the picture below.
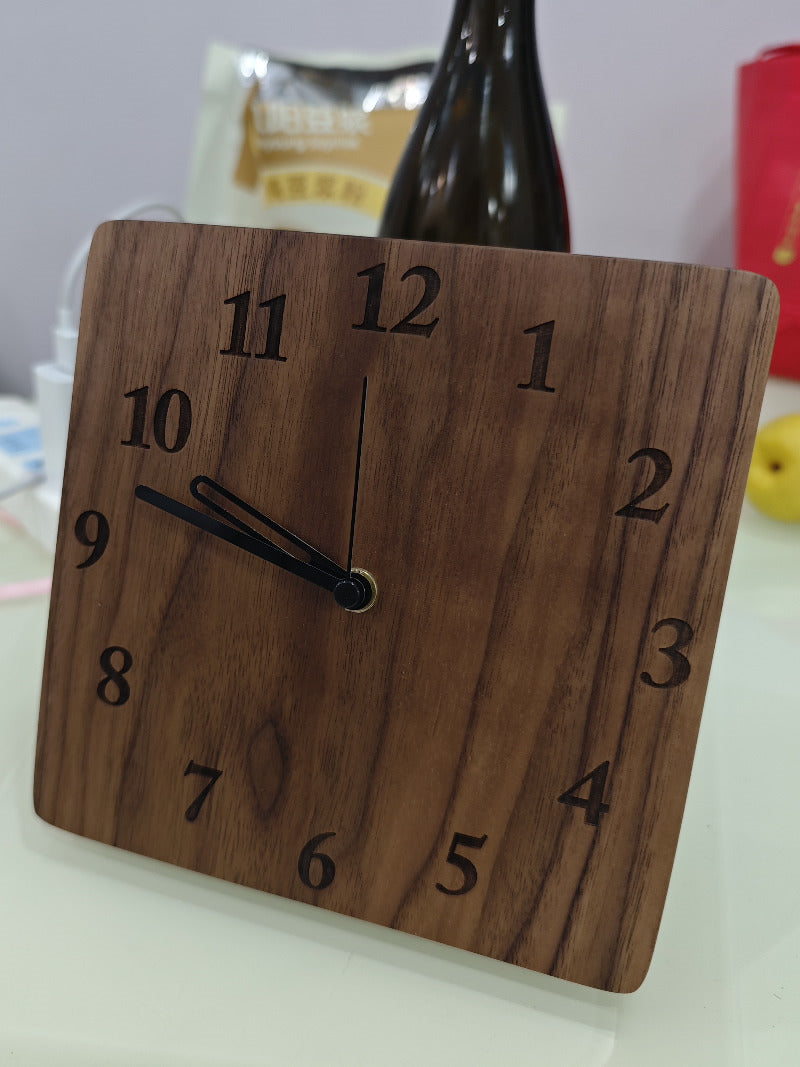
[442,0,537,58]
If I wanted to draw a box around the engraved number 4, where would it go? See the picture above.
[558,762,611,826]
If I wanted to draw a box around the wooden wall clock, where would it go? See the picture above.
[34,222,778,992]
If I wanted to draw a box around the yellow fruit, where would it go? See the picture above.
[746,413,800,522]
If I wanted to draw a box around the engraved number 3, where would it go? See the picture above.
[641,618,694,689]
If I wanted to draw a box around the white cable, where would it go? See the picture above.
[55,200,184,373]
[36,199,184,502]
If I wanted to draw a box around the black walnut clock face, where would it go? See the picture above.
[34,222,778,992]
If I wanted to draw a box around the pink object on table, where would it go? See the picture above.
[0,577,52,601]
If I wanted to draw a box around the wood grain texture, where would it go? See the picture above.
[34,223,778,992]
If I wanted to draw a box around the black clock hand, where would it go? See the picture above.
[135,484,373,610]
[189,476,346,579]
[346,377,368,575]
[135,483,340,591]
[188,476,374,610]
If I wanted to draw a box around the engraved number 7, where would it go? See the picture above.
[184,760,222,822]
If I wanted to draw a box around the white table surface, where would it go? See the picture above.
[1,378,799,1066]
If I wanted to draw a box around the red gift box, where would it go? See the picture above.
[737,45,800,380]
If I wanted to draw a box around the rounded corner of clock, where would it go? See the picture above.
[31,771,57,829]
[615,956,655,995]
[87,218,118,252]
[567,949,657,994]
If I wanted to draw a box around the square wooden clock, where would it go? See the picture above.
[34,223,778,992]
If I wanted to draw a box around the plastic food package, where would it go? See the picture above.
[185,43,435,237]
[737,45,800,380]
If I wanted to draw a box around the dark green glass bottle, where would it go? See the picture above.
[379,0,569,250]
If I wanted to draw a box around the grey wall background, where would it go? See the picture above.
[1,0,797,396]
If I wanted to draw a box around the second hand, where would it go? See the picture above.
[347,377,368,576]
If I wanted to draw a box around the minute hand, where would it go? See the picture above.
[135,484,341,594]
[189,475,346,578]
